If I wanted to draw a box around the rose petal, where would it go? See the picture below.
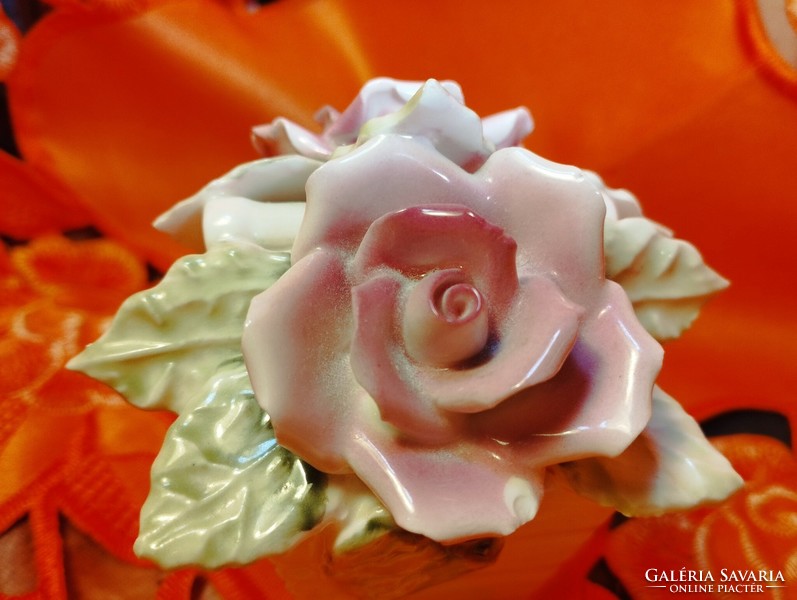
[251,77,534,169]
[296,135,483,261]
[583,170,641,221]
[350,274,583,434]
[324,78,464,145]
[314,105,339,129]
[481,107,534,149]
[350,273,463,443]
[345,429,545,541]
[243,249,354,473]
[202,197,305,251]
[471,282,661,463]
[250,78,467,161]
[357,79,490,169]
[155,155,319,251]
[251,119,333,160]
[402,269,490,367]
[351,204,518,313]
[478,149,607,297]
[557,386,743,515]
[202,155,320,202]
[427,276,584,413]
[296,137,605,292]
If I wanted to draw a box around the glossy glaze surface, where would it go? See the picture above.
[65,78,742,571]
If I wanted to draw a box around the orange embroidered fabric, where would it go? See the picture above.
[605,435,797,599]
[0,5,21,81]
[1,1,796,598]
[0,158,292,599]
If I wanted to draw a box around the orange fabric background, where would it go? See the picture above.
[1,0,795,598]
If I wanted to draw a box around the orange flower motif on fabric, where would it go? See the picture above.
[0,236,146,440]
[0,4,20,81]
[605,434,797,599]
[0,206,293,599]
[11,235,147,312]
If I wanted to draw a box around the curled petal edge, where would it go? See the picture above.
[357,79,491,168]
[345,429,546,542]
[252,118,334,160]
[350,203,519,311]
[482,107,534,149]
[155,155,319,251]
[203,197,305,252]
[468,282,661,465]
[350,274,464,443]
[323,77,464,145]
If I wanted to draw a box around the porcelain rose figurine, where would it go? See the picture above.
[70,78,742,596]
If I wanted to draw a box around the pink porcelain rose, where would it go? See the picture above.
[155,78,533,254]
[252,77,533,161]
[242,132,664,542]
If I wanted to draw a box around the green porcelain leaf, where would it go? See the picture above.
[558,386,743,516]
[135,360,326,568]
[326,476,395,554]
[68,240,394,564]
[68,242,289,413]
[604,217,728,341]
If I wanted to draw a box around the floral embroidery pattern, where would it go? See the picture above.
[605,434,797,599]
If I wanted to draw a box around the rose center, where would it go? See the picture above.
[436,283,482,323]
[403,270,490,368]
